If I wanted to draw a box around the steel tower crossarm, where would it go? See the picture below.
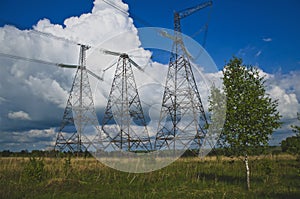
[177,1,213,20]
[172,1,212,61]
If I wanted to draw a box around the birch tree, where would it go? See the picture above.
[217,57,281,190]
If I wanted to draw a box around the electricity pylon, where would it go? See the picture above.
[155,1,212,152]
[102,53,152,152]
[54,44,103,153]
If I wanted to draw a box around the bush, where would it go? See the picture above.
[281,136,300,155]
[23,157,45,182]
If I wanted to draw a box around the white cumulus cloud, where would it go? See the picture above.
[268,85,299,119]
[0,0,299,150]
[8,111,31,120]
[0,0,142,132]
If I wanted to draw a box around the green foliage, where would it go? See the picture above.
[218,57,281,156]
[282,113,300,155]
[63,156,72,178]
[281,136,300,155]
[207,84,227,151]
[23,157,45,182]
[291,112,300,136]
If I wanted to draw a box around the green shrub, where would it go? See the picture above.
[281,136,300,155]
[63,156,72,178]
[23,157,45,182]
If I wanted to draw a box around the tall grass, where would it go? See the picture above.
[0,155,299,198]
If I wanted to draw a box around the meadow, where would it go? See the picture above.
[0,154,299,199]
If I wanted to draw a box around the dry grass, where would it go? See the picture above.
[0,154,299,198]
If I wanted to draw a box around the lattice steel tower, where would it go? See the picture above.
[102,54,152,152]
[155,1,212,152]
[54,44,102,152]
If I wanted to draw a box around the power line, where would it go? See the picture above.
[0,51,104,81]
[101,0,154,27]
[0,52,60,66]
[101,0,212,47]
[0,2,160,60]
[0,17,80,46]
[102,0,129,16]
[30,29,79,45]
[0,51,162,120]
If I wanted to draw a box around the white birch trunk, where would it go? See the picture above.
[244,154,250,190]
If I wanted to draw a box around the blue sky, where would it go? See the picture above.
[1,0,299,73]
[124,0,300,73]
[0,0,299,151]
[0,0,93,28]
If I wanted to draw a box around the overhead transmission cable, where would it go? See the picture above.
[102,0,129,16]
[0,3,171,117]
[0,17,152,81]
[30,29,79,45]
[101,0,211,47]
[1,0,210,76]
[0,52,104,81]
[101,0,154,27]
[0,52,61,66]
[0,51,161,115]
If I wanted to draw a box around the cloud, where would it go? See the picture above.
[0,128,56,151]
[0,0,299,150]
[0,96,6,104]
[8,111,31,120]
[270,71,300,103]
[0,0,159,150]
[24,75,68,108]
[216,67,300,144]
[268,85,299,118]
[255,50,262,57]
[262,37,272,42]
[263,70,300,144]
[237,45,256,57]
[237,45,262,59]
[0,0,141,133]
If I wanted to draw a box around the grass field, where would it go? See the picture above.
[0,154,299,198]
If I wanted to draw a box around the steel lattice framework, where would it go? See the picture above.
[54,44,104,152]
[102,54,152,152]
[155,1,212,152]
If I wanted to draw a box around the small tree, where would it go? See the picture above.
[216,57,281,190]
[281,136,300,155]
[291,113,300,136]
[281,113,300,155]
[207,84,226,154]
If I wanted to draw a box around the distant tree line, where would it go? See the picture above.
[281,112,300,155]
[0,150,93,158]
